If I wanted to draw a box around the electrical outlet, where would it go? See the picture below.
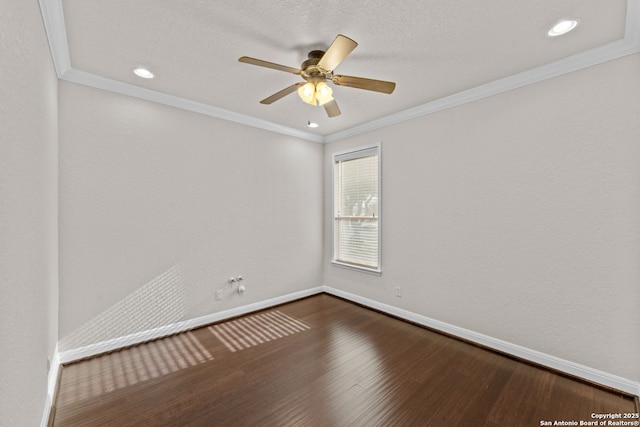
[395,287,402,297]
[215,290,223,301]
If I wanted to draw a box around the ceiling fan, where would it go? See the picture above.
[238,34,396,118]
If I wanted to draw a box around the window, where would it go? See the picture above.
[333,144,381,274]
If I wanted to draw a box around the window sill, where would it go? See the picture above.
[331,261,382,276]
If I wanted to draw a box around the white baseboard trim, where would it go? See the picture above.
[41,345,60,427]
[322,286,640,397]
[58,286,323,364]
[47,283,639,419]
[43,287,323,426]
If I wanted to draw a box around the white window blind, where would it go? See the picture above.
[333,146,380,272]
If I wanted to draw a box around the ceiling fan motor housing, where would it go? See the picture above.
[301,50,329,81]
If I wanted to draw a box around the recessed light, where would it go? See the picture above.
[548,19,579,37]
[133,67,154,79]
[307,121,319,128]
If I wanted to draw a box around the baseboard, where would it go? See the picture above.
[45,282,639,425]
[43,287,324,426]
[41,345,60,427]
[58,286,323,364]
[322,286,640,397]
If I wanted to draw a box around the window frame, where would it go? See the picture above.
[331,143,382,275]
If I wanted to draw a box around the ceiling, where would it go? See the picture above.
[40,0,639,143]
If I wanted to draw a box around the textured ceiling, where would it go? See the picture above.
[41,0,638,141]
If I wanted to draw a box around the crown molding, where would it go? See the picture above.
[626,0,640,42]
[60,68,325,143]
[324,35,640,143]
[40,0,640,144]
[38,0,71,78]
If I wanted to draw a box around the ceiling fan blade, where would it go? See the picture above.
[332,74,396,94]
[324,99,341,118]
[317,35,358,73]
[239,56,301,75]
[260,83,305,104]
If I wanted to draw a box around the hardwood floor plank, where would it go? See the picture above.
[52,294,636,426]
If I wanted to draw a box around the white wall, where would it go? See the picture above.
[0,0,59,424]
[58,82,323,350]
[324,54,640,383]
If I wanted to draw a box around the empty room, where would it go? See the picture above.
[2,0,639,425]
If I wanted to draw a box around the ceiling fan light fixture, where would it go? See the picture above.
[315,82,334,106]
[298,82,317,105]
[548,19,579,37]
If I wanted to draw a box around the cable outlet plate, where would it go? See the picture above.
[215,290,223,301]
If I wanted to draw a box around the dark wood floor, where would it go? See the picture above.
[51,294,636,426]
